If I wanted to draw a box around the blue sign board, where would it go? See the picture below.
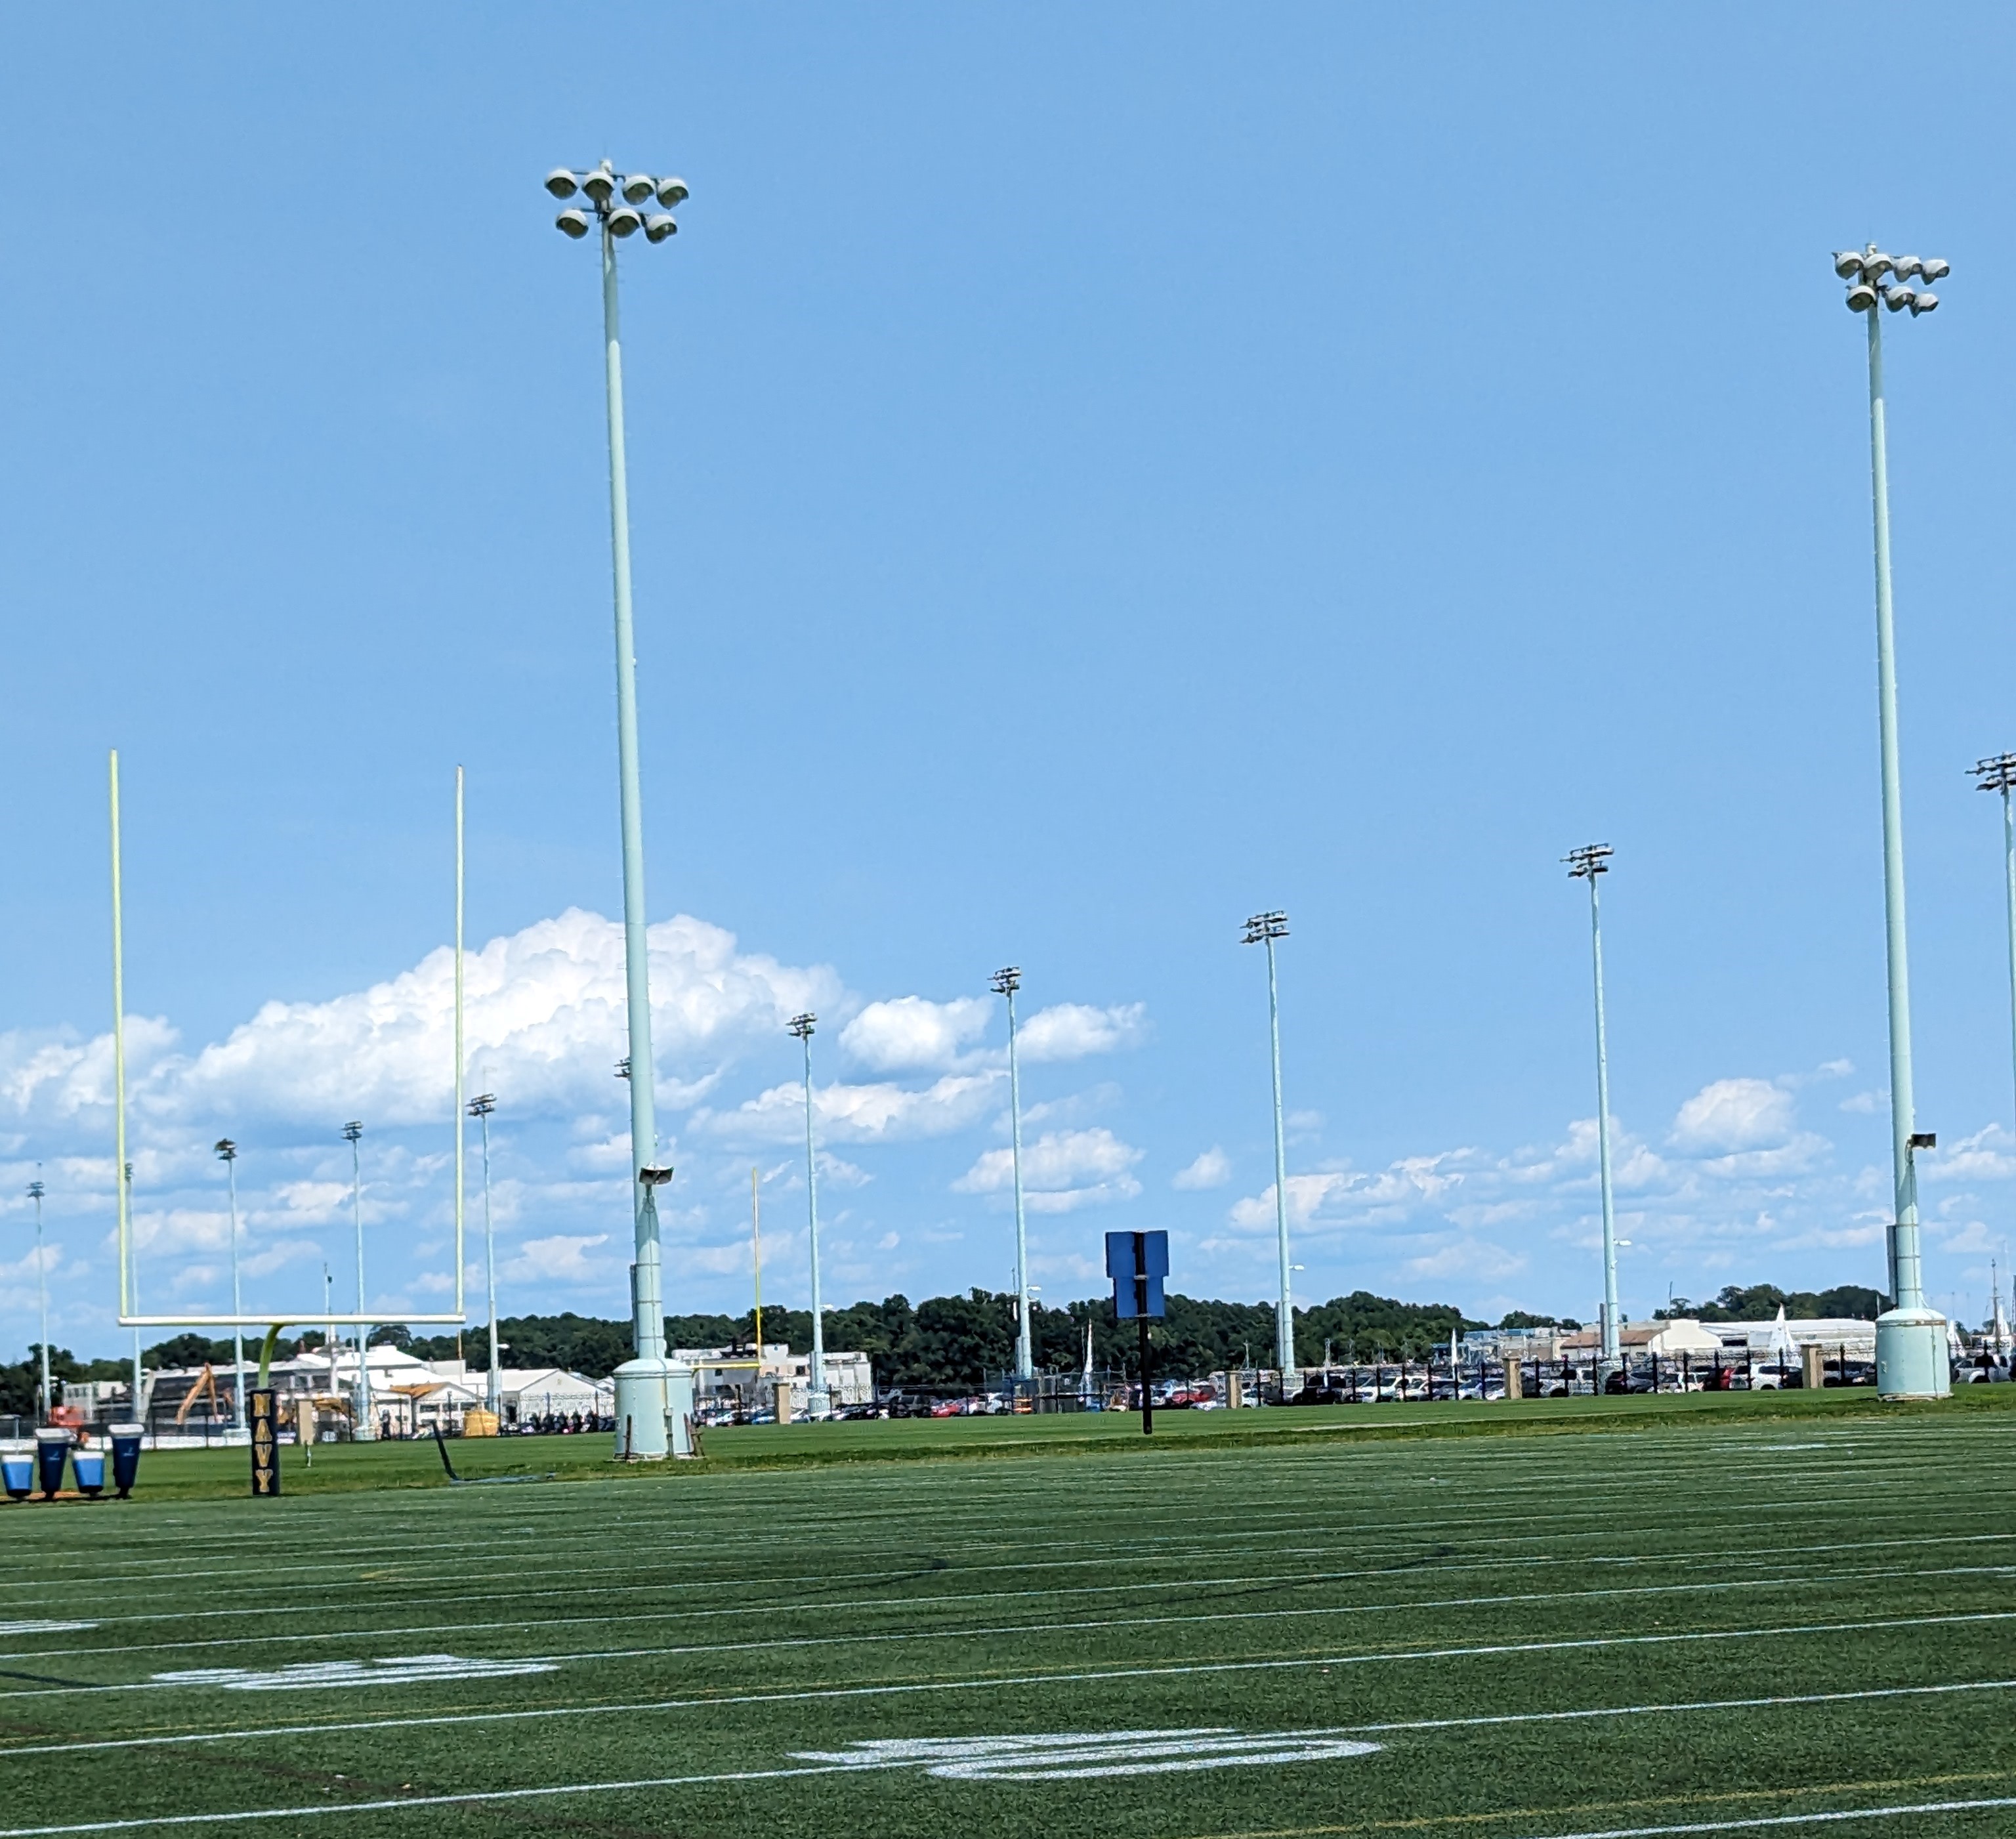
[1106,1229,1168,1319]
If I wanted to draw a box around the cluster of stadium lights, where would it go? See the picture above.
[1834,245,1948,316]
[545,163,688,242]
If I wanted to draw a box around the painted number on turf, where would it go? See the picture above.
[792,1727,1383,1781]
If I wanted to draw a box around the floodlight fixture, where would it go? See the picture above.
[990,965,1021,996]
[644,215,678,243]
[1834,250,1864,279]
[1564,843,1612,879]
[1242,909,1289,945]
[620,173,656,204]
[1909,1131,1937,1151]
[788,1011,816,1040]
[608,205,643,238]
[556,208,591,240]
[342,1120,362,1145]
[615,1057,631,1080]
[581,166,616,206]
[26,1180,43,1201]
[545,168,579,200]
[639,1163,675,1186]
[655,177,688,208]
[1833,238,1954,1397]
[214,1137,236,1161]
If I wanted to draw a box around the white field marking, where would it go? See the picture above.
[1505,1795,2016,1838]
[5,1605,2012,1735]
[0,1725,1386,1835]
[150,1656,558,1692]
[41,1528,2016,1639]
[789,1728,1383,1781]
[10,1671,2010,1763]
[15,1555,2008,1671]
[0,1622,94,1637]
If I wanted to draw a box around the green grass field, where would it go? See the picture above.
[5,1391,2016,1836]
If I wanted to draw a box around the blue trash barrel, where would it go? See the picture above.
[1,1452,31,1500]
[34,1428,71,1498]
[108,1423,143,1499]
[71,1447,106,1498]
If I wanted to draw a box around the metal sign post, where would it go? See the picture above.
[1106,1230,1168,1436]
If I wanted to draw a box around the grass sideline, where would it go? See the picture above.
[5,1397,2016,1837]
[63,1380,2016,1499]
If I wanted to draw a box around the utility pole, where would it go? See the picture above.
[788,1013,828,1416]
[992,967,1034,1382]
[469,1094,500,1416]
[214,1140,247,1428]
[1564,845,1622,1363]
[1242,912,1295,1378]
[343,1122,371,1438]
[26,1177,49,1424]
[545,159,688,1456]
[1834,241,1952,1399]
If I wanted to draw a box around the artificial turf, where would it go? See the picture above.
[4,1390,2016,1836]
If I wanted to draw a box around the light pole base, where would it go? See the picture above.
[1876,1309,1951,1400]
[613,1357,698,1459]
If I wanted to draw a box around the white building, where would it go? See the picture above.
[675,1344,875,1414]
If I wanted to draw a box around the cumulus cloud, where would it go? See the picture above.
[840,997,991,1073]
[954,1127,1144,1212]
[1670,1079,1797,1154]
[1017,1004,1147,1063]
[701,1073,1000,1145]
[1173,1147,1230,1191]
[502,1233,612,1286]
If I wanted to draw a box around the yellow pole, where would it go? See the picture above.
[110,751,129,1319]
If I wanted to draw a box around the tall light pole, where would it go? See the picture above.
[1242,911,1295,1378]
[546,159,688,1458]
[1564,845,1622,1363]
[26,1177,49,1424]
[788,1012,828,1416]
[213,1139,245,1429]
[992,967,1034,1382]
[1972,755,2016,1265]
[342,1121,371,1439]
[469,1093,501,1416]
[1834,242,1952,1399]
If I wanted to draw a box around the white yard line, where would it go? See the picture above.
[1507,1796,2016,1838]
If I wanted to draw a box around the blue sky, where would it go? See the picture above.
[7,5,2016,1358]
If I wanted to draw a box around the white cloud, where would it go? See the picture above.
[1017,1003,1147,1063]
[1407,1237,1527,1282]
[954,1127,1144,1212]
[1671,1079,1797,1154]
[702,1072,1000,1145]
[1173,1147,1230,1191]
[502,1233,612,1286]
[839,997,990,1073]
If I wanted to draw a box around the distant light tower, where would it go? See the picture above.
[992,967,1034,1382]
[1564,846,1622,1363]
[1834,241,1952,1399]
[1242,911,1295,1377]
[545,158,688,1456]
[788,1012,828,1416]
[26,1176,49,1424]
[213,1139,246,1428]
[468,1093,501,1416]
[343,1122,372,1439]
[1973,755,2016,1263]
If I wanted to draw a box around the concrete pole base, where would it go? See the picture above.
[612,1357,698,1459]
[1876,1309,1952,1400]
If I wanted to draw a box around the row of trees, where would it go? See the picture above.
[0,1281,1894,1411]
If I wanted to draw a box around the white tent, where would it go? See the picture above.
[1766,1306,1797,1364]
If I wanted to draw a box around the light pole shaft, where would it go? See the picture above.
[801,1032,826,1403]
[1587,873,1621,1359]
[1866,303,1923,1311]
[481,1110,499,1414]
[2001,784,2016,1233]
[350,1136,370,1436]
[1265,934,1293,1376]
[1006,987,1032,1380]
[226,1158,245,1428]
[33,1194,49,1423]
[602,221,663,1363]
